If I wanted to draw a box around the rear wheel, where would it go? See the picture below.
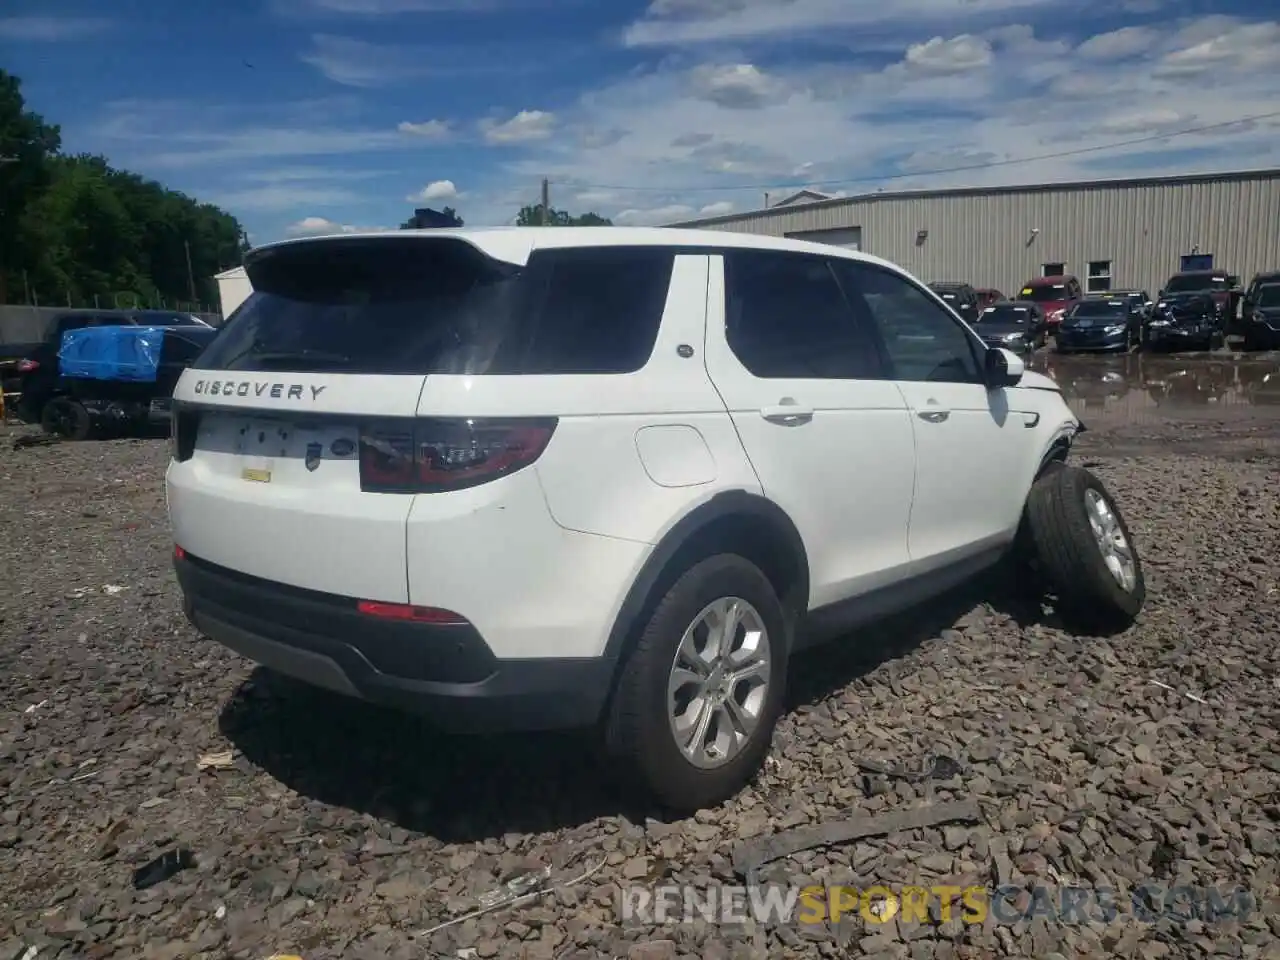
[604,554,787,812]
[1024,465,1145,634]
[40,397,93,440]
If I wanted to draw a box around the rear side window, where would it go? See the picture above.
[516,246,673,374]
[724,250,882,379]
[196,237,673,376]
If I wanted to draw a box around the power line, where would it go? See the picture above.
[555,110,1280,195]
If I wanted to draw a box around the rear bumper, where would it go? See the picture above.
[175,552,615,732]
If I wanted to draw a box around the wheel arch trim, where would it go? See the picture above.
[601,490,810,665]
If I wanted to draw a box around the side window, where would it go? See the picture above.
[836,262,984,384]
[724,250,882,379]
[518,246,674,374]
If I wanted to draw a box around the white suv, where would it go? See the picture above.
[166,228,1146,810]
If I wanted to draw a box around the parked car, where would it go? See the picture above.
[972,300,1048,353]
[164,228,1146,810]
[1158,270,1239,329]
[1241,270,1280,319]
[1242,282,1280,352]
[1144,293,1224,352]
[1088,289,1152,321]
[975,288,1004,309]
[926,281,981,324]
[1056,297,1142,353]
[1016,275,1083,332]
[12,309,217,434]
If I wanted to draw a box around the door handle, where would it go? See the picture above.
[761,402,813,426]
[916,410,950,423]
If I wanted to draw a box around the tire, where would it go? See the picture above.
[1024,465,1145,634]
[40,397,93,440]
[604,554,788,812]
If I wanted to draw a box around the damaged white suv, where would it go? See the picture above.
[167,228,1145,810]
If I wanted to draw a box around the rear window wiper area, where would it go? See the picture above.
[250,350,353,366]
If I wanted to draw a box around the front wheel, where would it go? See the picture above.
[40,397,93,440]
[1024,466,1145,634]
[604,554,788,812]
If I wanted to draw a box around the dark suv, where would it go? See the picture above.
[926,281,981,324]
[1242,271,1280,320]
[13,310,215,426]
[1158,271,1239,329]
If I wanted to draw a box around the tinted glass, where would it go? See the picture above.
[1256,286,1280,307]
[725,251,881,379]
[978,305,1033,325]
[139,312,209,327]
[196,238,673,375]
[1069,301,1127,317]
[837,262,983,384]
[1165,274,1227,293]
[1018,284,1068,303]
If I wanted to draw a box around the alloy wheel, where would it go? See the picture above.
[666,597,772,770]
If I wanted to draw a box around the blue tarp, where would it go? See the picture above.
[58,325,165,383]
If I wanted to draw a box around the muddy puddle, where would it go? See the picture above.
[1029,349,1280,426]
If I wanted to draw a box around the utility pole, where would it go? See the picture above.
[540,178,550,225]
[184,240,197,303]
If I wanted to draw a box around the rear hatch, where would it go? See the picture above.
[167,233,535,601]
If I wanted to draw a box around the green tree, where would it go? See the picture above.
[0,69,62,301]
[515,203,612,226]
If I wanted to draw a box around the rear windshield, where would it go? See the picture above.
[196,237,674,375]
[1165,274,1227,293]
[978,305,1033,324]
[1070,301,1126,317]
[1017,284,1068,303]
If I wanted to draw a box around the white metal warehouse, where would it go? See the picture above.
[667,168,1280,299]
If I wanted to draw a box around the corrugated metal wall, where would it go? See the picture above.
[675,173,1280,298]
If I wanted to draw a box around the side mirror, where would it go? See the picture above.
[984,347,1023,389]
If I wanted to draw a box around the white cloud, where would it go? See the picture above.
[301,34,422,87]
[902,35,992,75]
[216,184,366,213]
[481,110,556,144]
[622,0,1055,46]
[90,99,420,168]
[699,200,735,216]
[407,179,459,202]
[688,64,788,108]
[285,216,385,236]
[493,15,1280,226]
[397,119,452,139]
[1075,26,1158,59]
[615,204,696,225]
[283,0,518,11]
[0,16,111,40]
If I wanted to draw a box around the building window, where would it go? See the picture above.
[1087,260,1112,292]
[1042,262,1065,277]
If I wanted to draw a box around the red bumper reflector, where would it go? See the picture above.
[174,544,186,560]
[356,600,468,625]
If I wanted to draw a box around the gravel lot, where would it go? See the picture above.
[2,401,1278,960]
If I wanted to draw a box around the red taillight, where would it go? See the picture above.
[174,544,186,560]
[358,417,557,493]
[356,600,468,625]
[16,359,38,373]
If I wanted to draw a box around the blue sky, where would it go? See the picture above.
[3,0,1278,243]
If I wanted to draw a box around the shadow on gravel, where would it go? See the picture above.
[786,571,1048,708]
[219,573,1050,840]
[218,671,661,842]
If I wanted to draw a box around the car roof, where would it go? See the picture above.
[1027,275,1075,285]
[246,226,911,276]
[928,281,970,288]
[987,300,1040,310]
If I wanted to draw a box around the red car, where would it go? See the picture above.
[975,288,1004,309]
[1016,275,1083,330]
